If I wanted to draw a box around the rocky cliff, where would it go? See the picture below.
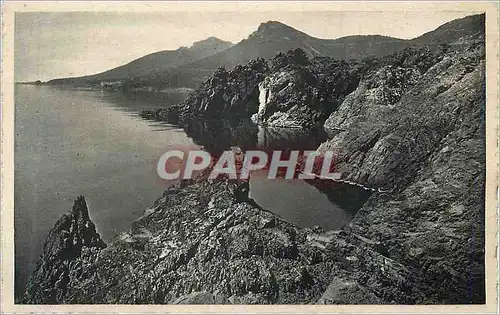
[23,173,426,304]
[318,33,486,303]
[141,58,269,121]
[23,196,106,304]
[24,17,486,305]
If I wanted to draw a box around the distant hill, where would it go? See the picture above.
[144,14,485,88]
[47,14,485,88]
[178,21,406,71]
[48,37,233,85]
[411,13,485,46]
[141,22,407,87]
[177,14,485,73]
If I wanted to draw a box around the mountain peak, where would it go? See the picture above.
[250,20,307,40]
[259,20,289,29]
[257,21,295,33]
[191,37,233,50]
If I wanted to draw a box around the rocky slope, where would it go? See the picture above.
[48,37,234,86]
[318,33,486,303]
[23,171,425,304]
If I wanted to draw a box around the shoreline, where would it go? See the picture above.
[15,82,195,94]
[20,169,423,304]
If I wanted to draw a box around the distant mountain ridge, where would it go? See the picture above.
[48,37,233,84]
[180,21,406,72]
[179,14,484,72]
[47,13,485,87]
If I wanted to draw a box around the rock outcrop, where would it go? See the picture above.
[23,173,425,304]
[142,49,362,129]
[23,196,106,304]
[141,58,269,122]
[251,49,362,128]
[318,33,486,303]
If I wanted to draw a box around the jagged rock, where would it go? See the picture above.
[145,58,269,122]
[319,34,485,303]
[22,170,424,304]
[22,196,106,304]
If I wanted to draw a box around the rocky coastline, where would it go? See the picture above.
[23,19,486,304]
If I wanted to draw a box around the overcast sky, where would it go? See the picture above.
[15,11,475,82]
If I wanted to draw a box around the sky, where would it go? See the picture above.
[14,11,476,82]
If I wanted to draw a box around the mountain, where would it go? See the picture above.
[144,22,406,88]
[48,37,233,85]
[147,14,484,88]
[172,21,406,71]
[47,14,485,89]
[176,14,485,73]
[411,13,485,46]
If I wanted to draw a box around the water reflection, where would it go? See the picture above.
[304,178,372,213]
[256,126,326,151]
[177,116,327,154]
[141,112,371,230]
[181,118,258,154]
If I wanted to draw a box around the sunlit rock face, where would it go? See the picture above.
[250,49,363,129]
[258,80,271,114]
[251,70,320,128]
[251,80,272,125]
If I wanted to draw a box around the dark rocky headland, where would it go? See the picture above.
[23,15,485,304]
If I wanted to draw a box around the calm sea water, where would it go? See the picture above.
[14,85,367,297]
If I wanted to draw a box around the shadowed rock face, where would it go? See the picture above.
[319,34,486,303]
[22,196,106,304]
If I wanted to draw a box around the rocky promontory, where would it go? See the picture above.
[23,171,425,304]
[140,58,269,122]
